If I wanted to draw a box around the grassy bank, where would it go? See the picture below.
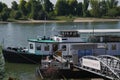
[0,16,120,23]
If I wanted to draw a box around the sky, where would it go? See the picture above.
[0,0,83,8]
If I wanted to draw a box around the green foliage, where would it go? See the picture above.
[107,8,119,17]
[107,0,118,9]
[83,0,89,17]
[25,0,32,17]
[0,0,120,21]
[11,1,18,10]
[43,0,53,13]
[76,2,83,16]
[0,2,7,12]
[115,7,120,16]
[55,0,69,16]
[90,0,101,17]
[30,0,45,20]
[99,0,108,16]
[67,0,78,15]
[54,16,75,21]
[47,11,56,19]
[0,7,10,21]
[19,0,27,16]
[11,10,22,19]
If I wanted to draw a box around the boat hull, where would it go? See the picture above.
[36,67,109,79]
[2,49,48,64]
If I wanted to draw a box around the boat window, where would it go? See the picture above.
[60,31,79,37]
[112,44,116,50]
[37,45,41,50]
[53,44,58,52]
[105,44,108,50]
[30,44,33,49]
[45,45,49,51]
[62,45,66,51]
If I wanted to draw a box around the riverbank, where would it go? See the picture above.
[74,18,120,22]
[0,18,120,23]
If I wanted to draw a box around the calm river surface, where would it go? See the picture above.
[0,21,120,48]
[0,21,120,80]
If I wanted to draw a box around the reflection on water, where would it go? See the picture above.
[4,62,39,80]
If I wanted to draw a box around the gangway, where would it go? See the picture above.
[74,55,120,80]
[53,55,67,63]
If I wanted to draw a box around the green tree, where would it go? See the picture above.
[38,10,47,20]
[83,0,89,17]
[107,8,118,17]
[55,0,68,16]
[43,0,53,13]
[0,7,10,21]
[76,2,83,16]
[115,6,120,16]
[0,3,9,21]
[107,0,118,9]
[25,0,32,17]
[67,0,78,15]
[0,2,3,12]
[99,0,108,16]
[11,10,22,19]
[90,0,101,17]
[11,1,18,10]
[30,0,44,20]
[19,0,27,16]
[0,2,7,12]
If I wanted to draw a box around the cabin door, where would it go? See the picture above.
[52,44,58,52]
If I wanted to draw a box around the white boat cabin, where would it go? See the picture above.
[27,35,97,60]
[28,37,60,55]
[27,29,120,58]
[59,29,120,56]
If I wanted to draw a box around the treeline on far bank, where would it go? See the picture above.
[0,0,120,21]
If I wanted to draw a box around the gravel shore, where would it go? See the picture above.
[0,18,119,23]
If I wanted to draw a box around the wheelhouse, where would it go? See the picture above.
[28,37,60,55]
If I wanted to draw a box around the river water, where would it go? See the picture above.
[0,21,120,48]
[0,21,120,80]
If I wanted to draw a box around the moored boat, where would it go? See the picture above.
[3,29,120,64]
[2,36,61,64]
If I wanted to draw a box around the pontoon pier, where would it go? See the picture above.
[36,54,120,80]
[35,29,120,79]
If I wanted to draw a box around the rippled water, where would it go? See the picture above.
[0,22,120,48]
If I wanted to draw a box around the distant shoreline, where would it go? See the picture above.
[74,18,120,22]
[0,18,120,23]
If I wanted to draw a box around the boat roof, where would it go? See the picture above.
[28,39,58,43]
[60,29,120,33]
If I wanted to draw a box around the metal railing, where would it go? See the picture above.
[74,55,120,80]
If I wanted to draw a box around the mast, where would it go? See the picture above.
[44,16,46,37]
[92,26,95,56]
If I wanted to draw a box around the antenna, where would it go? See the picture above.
[92,26,95,56]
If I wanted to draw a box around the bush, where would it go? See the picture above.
[107,8,119,17]
[10,10,22,19]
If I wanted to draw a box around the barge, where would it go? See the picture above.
[3,29,120,64]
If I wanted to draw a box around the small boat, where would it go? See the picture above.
[2,36,61,64]
[3,29,120,64]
